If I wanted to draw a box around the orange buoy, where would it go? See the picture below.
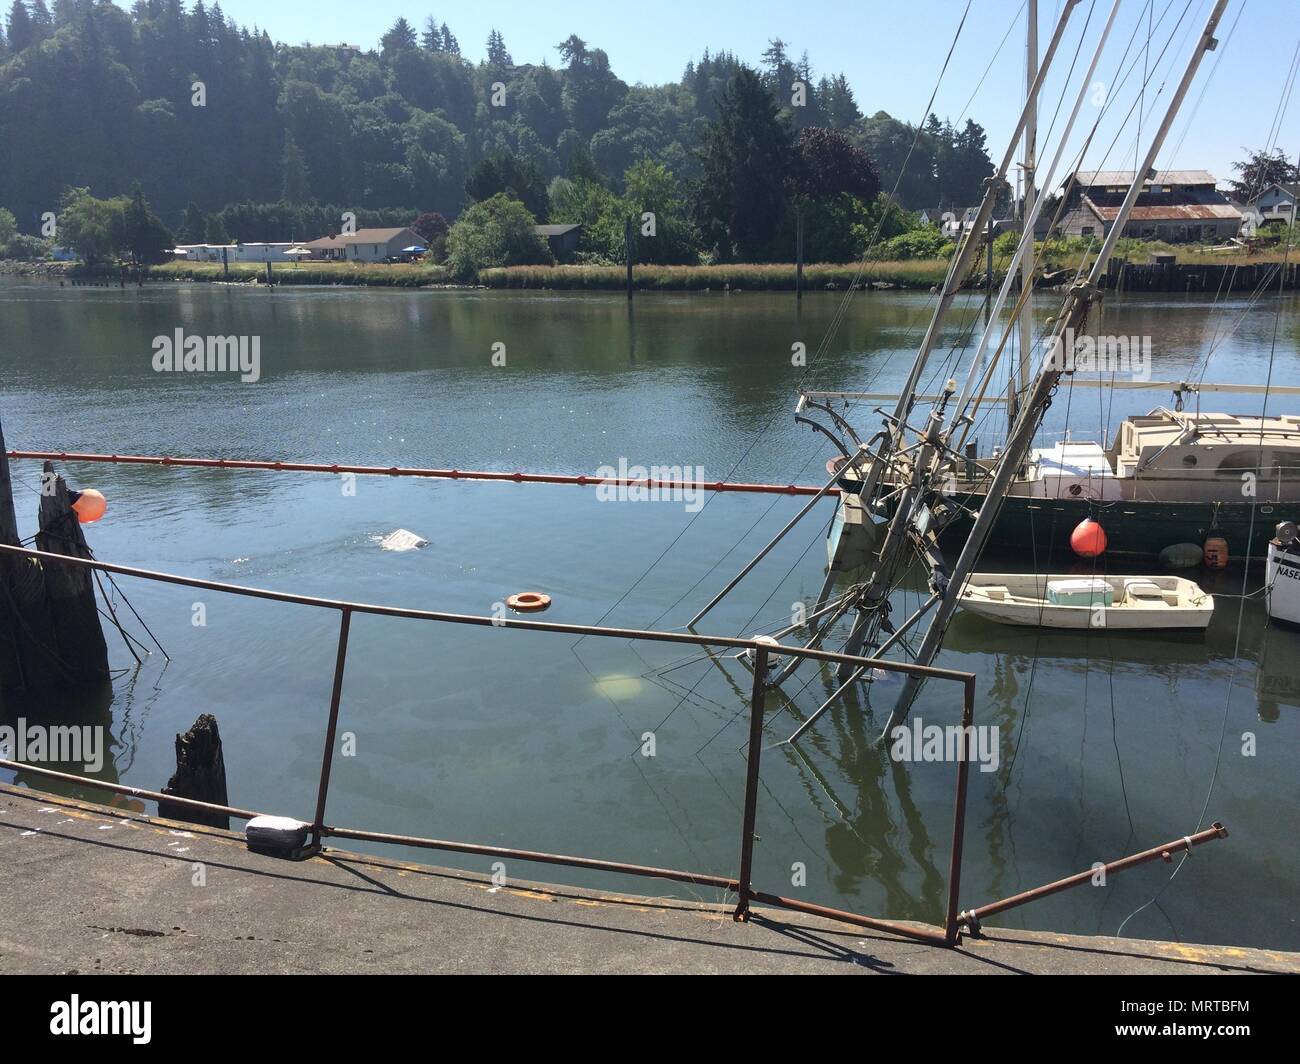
[70,488,107,523]
[1070,517,1107,558]
[1203,534,1229,569]
[506,592,551,613]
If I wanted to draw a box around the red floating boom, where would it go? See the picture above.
[6,450,837,498]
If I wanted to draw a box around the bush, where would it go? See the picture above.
[446,194,553,280]
[4,233,52,260]
[872,225,955,261]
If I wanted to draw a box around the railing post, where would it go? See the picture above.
[943,676,975,944]
[733,644,769,921]
[310,607,352,848]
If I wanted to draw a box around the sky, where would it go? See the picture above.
[209,0,1299,188]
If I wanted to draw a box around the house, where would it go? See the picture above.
[303,235,349,261]
[303,228,423,263]
[535,223,582,261]
[173,244,234,262]
[1249,182,1299,227]
[173,243,300,263]
[343,228,422,262]
[1052,170,1242,242]
[232,242,299,263]
[918,207,1018,238]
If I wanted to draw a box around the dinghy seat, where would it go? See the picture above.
[1122,579,1164,604]
[973,584,1011,601]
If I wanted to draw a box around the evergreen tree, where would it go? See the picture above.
[280,129,312,202]
[380,17,417,58]
[29,0,51,39]
[179,200,206,244]
[695,66,794,261]
[485,28,510,67]
[6,0,34,53]
[122,182,174,263]
[420,15,442,51]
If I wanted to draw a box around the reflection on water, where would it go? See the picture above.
[0,280,1298,950]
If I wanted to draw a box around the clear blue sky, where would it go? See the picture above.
[211,0,1298,186]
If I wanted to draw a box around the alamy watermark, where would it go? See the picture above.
[0,718,104,772]
[1045,327,1151,381]
[594,458,707,513]
[151,329,261,382]
[889,717,1000,773]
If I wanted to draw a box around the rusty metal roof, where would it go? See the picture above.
[1068,169,1218,187]
[1089,202,1242,222]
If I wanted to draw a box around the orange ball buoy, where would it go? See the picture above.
[1070,517,1107,558]
[506,592,551,613]
[70,488,107,524]
[1203,534,1229,569]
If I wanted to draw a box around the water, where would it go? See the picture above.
[1,278,1297,950]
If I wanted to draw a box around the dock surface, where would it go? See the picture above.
[1,783,1294,975]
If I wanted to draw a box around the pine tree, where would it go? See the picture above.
[281,130,311,203]
[485,28,510,67]
[439,23,458,55]
[6,1,34,53]
[420,15,441,51]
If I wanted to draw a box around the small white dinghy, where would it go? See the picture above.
[958,574,1213,630]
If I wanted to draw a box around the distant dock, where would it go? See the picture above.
[1,783,1294,976]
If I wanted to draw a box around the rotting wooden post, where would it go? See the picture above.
[36,461,110,683]
[0,427,67,691]
[624,217,634,301]
[159,714,230,829]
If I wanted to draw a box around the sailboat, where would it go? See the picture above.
[822,394,1300,561]
[691,0,1256,741]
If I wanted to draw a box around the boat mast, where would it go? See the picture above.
[851,0,1083,509]
[883,0,1232,737]
[1017,0,1038,423]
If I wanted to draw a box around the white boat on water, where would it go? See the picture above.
[1266,522,1300,627]
[958,574,1214,630]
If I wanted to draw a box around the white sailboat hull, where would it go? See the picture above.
[958,573,1213,630]
[1266,541,1300,626]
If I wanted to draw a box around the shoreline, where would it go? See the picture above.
[3,255,1297,293]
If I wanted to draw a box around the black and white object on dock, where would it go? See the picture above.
[246,815,314,858]
[1266,522,1300,628]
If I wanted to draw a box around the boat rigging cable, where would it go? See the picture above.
[1117,147,1298,939]
[602,0,986,646]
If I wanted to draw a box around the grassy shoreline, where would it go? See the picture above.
[479,261,954,290]
[144,260,454,286]
[4,246,1292,292]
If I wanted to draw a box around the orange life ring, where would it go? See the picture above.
[506,592,551,612]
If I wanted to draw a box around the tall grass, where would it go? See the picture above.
[146,260,452,287]
[479,261,959,290]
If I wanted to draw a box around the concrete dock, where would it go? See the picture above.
[1,782,1295,975]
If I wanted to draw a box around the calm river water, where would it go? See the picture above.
[1,278,1297,950]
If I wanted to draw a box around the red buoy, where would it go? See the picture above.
[1070,517,1107,558]
[70,488,107,524]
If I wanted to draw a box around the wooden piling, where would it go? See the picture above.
[159,714,230,829]
[35,462,110,684]
[0,423,71,690]
[625,217,634,301]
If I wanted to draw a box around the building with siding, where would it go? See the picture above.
[1052,170,1241,242]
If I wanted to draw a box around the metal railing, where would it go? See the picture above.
[0,540,977,946]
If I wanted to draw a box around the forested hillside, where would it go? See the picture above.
[0,0,997,262]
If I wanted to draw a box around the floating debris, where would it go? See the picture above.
[379,528,429,552]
